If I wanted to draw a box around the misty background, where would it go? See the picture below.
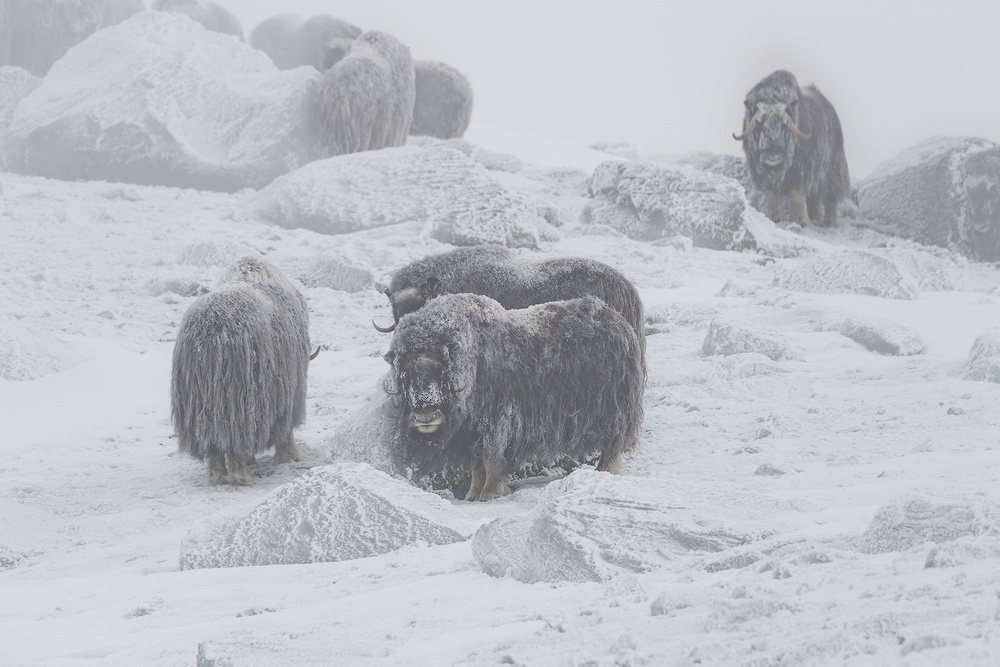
[232,0,999,179]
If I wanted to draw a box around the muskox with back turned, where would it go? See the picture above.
[171,257,312,485]
[384,293,645,500]
[734,70,850,227]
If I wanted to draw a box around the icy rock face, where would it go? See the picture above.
[857,494,1000,554]
[472,470,755,583]
[582,160,759,251]
[839,316,925,356]
[0,67,41,168]
[702,318,786,360]
[4,12,320,192]
[857,137,1000,261]
[179,463,469,569]
[962,330,1000,383]
[245,144,558,248]
[773,250,918,299]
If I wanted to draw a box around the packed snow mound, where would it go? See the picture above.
[179,463,470,570]
[0,319,78,381]
[0,67,40,168]
[857,137,1000,261]
[857,494,1000,555]
[244,144,558,248]
[702,317,787,360]
[3,11,320,192]
[772,249,918,299]
[962,330,1000,383]
[329,376,401,476]
[472,470,758,583]
[839,316,925,356]
[582,160,760,251]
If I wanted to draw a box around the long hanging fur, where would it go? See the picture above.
[170,257,311,485]
[385,294,645,501]
[315,30,415,158]
[151,0,244,40]
[410,60,473,140]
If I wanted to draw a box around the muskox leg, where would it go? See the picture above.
[204,450,254,486]
[273,431,302,464]
[788,190,808,225]
[822,195,840,227]
[596,450,623,475]
[465,458,486,501]
[765,191,783,222]
[476,459,511,501]
[806,194,822,224]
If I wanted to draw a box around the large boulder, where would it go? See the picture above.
[179,463,470,569]
[0,67,41,168]
[581,160,763,251]
[772,249,918,300]
[857,137,1000,261]
[962,330,1000,383]
[151,0,244,40]
[243,144,559,248]
[3,11,320,192]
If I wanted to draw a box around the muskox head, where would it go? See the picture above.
[383,343,469,448]
[373,277,441,333]
[734,70,810,191]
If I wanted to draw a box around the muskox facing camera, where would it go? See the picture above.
[171,257,312,485]
[384,294,645,501]
[735,70,850,227]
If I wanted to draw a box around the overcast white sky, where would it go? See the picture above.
[234,1,1000,179]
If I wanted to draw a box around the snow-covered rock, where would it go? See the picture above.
[3,11,320,192]
[0,319,78,381]
[857,137,1000,261]
[962,330,1000,383]
[178,463,470,570]
[839,316,925,356]
[329,377,401,477]
[472,470,758,583]
[0,66,40,168]
[773,249,918,299]
[857,494,1000,555]
[244,144,558,248]
[298,256,373,293]
[581,160,760,251]
[702,317,787,360]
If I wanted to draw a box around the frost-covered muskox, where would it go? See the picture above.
[410,60,474,140]
[734,70,850,227]
[375,245,645,364]
[249,14,362,71]
[315,30,416,158]
[384,294,645,500]
[171,257,312,485]
[4,0,145,76]
[151,0,243,39]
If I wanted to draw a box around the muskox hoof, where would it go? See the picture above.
[273,434,302,464]
[595,450,623,475]
[465,459,510,501]
[205,454,254,486]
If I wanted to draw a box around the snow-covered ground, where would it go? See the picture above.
[2,118,1000,666]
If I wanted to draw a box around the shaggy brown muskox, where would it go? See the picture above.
[734,70,850,227]
[171,257,312,485]
[384,293,645,500]
[410,60,473,140]
[151,0,243,40]
[249,13,361,71]
[315,30,415,158]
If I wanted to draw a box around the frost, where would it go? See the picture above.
[773,249,918,299]
[0,319,78,381]
[702,318,786,360]
[962,329,1000,383]
[0,66,40,168]
[298,256,373,293]
[839,316,925,356]
[857,494,1000,554]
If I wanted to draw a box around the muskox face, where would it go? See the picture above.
[735,71,809,192]
[384,346,466,447]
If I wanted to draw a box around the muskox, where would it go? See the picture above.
[315,30,416,158]
[249,14,362,71]
[734,70,850,227]
[384,294,645,500]
[151,0,243,39]
[410,60,474,140]
[375,245,645,365]
[171,257,312,485]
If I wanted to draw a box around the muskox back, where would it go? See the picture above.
[250,14,361,71]
[381,245,646,366]
[410,60,473,140]
[152,0,244,40]
[736,69,849,226]
[315,30,415,158]
[171,257,310,485]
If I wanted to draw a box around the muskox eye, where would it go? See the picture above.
[383,350,395,365]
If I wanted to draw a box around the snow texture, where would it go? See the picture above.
[962,329,1000,383]
[243,144,558,248]
[772,249,919,299]
[297,256,373,293]
[179,463,470,569]
[857,136,1000,261]
[472,470,759,584]
[839,316,925,356]
[0,67,40,168]
[3,11,320,192]
[702,317,787,360]
[582,159,761,251]
[857,494,1000,555]
[0,319,78,381]
[329,375,401,476]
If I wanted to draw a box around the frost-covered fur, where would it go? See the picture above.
[4,0,145,76]
[381,245,645,367]
[385,294,645,501]
[171,257,311,485]
[410,60,473,140]
[736,70,850,226]
[152,0,243,39]
[249,14,361,71]
[315,30,416,158]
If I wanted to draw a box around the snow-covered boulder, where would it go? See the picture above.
[3,11,320,192]
[857,494,1000,555]
[0,67,41,168]
[330,377,401,477]
[472,470,756,583]
[773,250,918,299]
[839,316,925,356]
[962,330,1000,383]
[702,317,787,361]
[582,160,761,251]
[857,137,1000,261]
[179,463,470,570]
[244,144,559,248]
[298,256,373,293]
[0,319,78,381]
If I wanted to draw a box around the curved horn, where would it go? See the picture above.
[784,112,810,139]
[453,382,468,393]
[382,380,401,396]
[309,346,321,360]
[733,108,761,141]
[373,319,396,333]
